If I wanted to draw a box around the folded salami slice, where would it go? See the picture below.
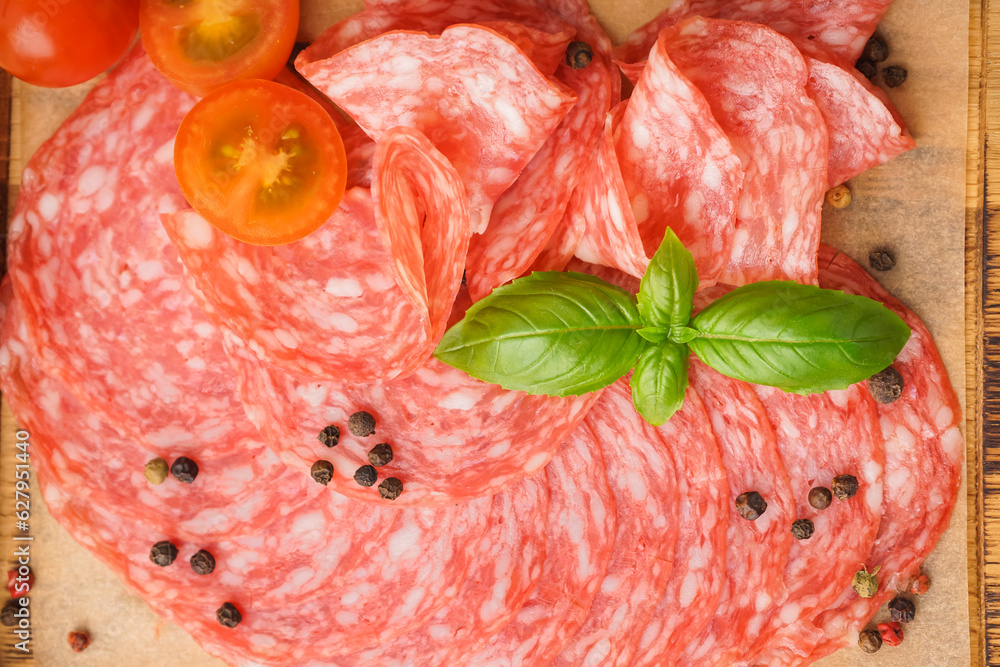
[678,360,797,666]
[224,332,597,507]
[466,423,616,666]
[300,24,577,232]
[660,17,827,286]
[616,33,743,286]
[794,246,964,663]
[0,283,316,541]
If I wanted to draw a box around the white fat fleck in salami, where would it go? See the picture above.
[787,246,964,664]
[300,24,577,232]
[659,17,828,286]
[678,360,797,666]
[466,423,616,666]
[616,33,743,287]
[224,332,597,507]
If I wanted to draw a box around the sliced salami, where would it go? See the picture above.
[299,24,577,232]
[659,17,827,285]
[466,423,616,666]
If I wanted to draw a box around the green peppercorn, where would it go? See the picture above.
[869,249,896,272]
[852,565,881,598]
[354,465,377,487]
[735,491,767,521]
[808,487,832,510]
[318,424,341,448]
[858,628,882,653]
[566,41,593,69]
[791,519,815,540]
[0,600,17,627]
[150,541,178,567]
[217,602,242,628]
[883,65,907,88]
[832,474,859,501]
[144,457,168,485]
[888,596,916,623]
[170,457,199,484]
[379,477,403,500]
[311,460,334,486]
[868,366,904,404]
[862,37,889,63]
[368,443,393,467]
[348,411,376,437]
[191,549,216,576]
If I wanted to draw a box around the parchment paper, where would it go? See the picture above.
[0,0,970,664]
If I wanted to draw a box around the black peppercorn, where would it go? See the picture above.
[832,474,860,501]
[368,443,393,467]
[354,465,378,487]
[318,424,341,448]
[217,602,242,628]
[566,41,593,69]
[808,487,832,510]
[856,59,877,80]
[311,460,334,486]
[883,65,907,88]
[348,411,376,437]
[734,491,767,521]
[888,596,916,623]
[790,519,815,540]
[379,477,403,500]
[868,366,904,404]
[868,250,896,272]
[862,36,889,63]
[191,549,216,576]
[150,540,179,567]
[0,600,17,627]
[858,628,882,653]
[170,457,199,484]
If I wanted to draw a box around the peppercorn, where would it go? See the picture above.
[858,628,883,653]
[868,366,904,404]
[852,565,881,598]
[311,460,334,486]
[856,59,877,80]
[217,602,242,628]
[68,631,90,653]
[869,249,896,272]
[191,549,216,576]
[348,411,376,437]
[379,477,404,500]
[825,184,851,209]
[862,36,889,63]
[354,465,378,487]
[318,424,341,448]
[734,491,767,521]
[144,457,168,485]
[878,621,904,646]
[790,519,815,540]
[909,572,930,595]
[808,486,832,510]
[170,457,199,484]
[888,596,916,623]
[566,41,593,70]
[0,600,17,627]
[883,65,907,88]
[832,474,859,501]
[368,443,393,467]
[149,541,179,567]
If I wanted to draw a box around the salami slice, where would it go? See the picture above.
[678,360,797,666]
[224,332,597,507]
[616,32,743,286]
[466,423,616,666]
[795,246,964,663]
[659,17,827,286]
[299,24,577,232]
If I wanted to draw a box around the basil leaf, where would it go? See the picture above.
[689,281,911,394]
[631,342,689,425]
[637,326,671,343]
[669,326,699,344]
[638,228,698,328]
[435,271,645,396]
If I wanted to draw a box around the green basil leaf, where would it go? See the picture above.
[637,228,698,328]
[435,271,645,396]
[689,281,911,394]
[631,342,689,425]
[637,326,671,343]
[669,326,699,344]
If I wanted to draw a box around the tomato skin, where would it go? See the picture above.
[0,0,139,87]
[174,79,347,246]
[139,0,298,97]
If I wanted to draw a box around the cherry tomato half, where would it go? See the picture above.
[174,79,347,246]
[139,0,298,97]
[0,0,139,87]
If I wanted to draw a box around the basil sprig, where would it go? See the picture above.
[434,229,910,425]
